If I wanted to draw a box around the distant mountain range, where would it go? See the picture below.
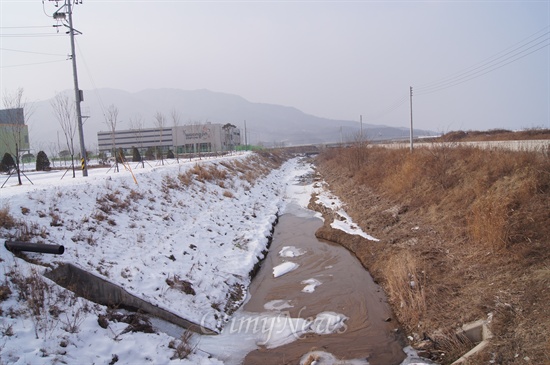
[27,88,435,151]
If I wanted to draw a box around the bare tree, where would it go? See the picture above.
[1,88,33,184]
[104,104,120,172]
[170,108,181,163]
[186,119,207,160]
[47,141,59,168]
[154,111,166,165]
[51,93,78,178]
[222,123,237,153]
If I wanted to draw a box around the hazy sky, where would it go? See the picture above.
[1,0,549,132]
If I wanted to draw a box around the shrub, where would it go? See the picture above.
[132,147,142,162]
[167,150,175,159]
[0,205,16,229]
[169,329,195,360]
[166,275,195,295]
[35,151,51,171]
[1,153,16,172]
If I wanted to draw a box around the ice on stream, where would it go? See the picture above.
[301,278,322,293]
[279,245,306,257]
[273,261,299,277]
[264,299,294,311]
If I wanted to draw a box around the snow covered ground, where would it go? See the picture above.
[0,153,434,364]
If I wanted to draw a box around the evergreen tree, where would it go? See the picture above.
[36,151,51,171]
[132,147,142,162]
[0,153,16,173]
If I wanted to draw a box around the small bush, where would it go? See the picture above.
[0,205,16,229]
[0,152,16,173]
[169,329,195,360]
[132,147,142,162]
[0,284,12,301]
[177,171,193,186]
[166,275,195,295]
[35,151,51,171]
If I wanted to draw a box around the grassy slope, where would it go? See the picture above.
[312,145,550,365]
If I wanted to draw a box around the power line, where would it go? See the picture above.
[364,93,409,122]
[416,26,550,90]
[0,33,64,38]
[0,26,53,29]
[415,26,550,96]
[416,39,549,96]
[0,47,67,57]
[0,59,67,69]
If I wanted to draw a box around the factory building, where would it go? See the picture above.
[97,123,241,156]
[0,108,30,159]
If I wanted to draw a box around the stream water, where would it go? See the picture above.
[241,208,407,365]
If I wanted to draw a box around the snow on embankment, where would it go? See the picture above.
[312,181,379,241]
[0,152,298,363]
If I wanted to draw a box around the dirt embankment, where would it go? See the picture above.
[310,145,550,365]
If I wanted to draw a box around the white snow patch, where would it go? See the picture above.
[331,218,379,241]
[301,278,322,293]
[264,299,294,311]
[279,245,306,258]
[300,350,369,365]
[309,311,348,335]
[273,261,299,278]
[314,182,379,241]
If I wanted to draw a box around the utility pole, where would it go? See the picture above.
[51,0,88,176]
[360,114,363,144]
[409,86,414,152]
[244,120,248,150]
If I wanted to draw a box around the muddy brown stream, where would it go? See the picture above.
[242,211,407,365]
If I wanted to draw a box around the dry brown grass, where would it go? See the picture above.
[0,205,16,229]
[384,250,426,330]
[169,329,195,360]
[314,144,550,364]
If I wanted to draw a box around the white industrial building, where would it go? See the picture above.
[97,123,241,156]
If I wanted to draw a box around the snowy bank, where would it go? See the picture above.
[0,152,297,364]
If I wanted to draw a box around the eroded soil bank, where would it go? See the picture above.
[243,212,407,365]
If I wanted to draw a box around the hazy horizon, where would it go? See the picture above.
[1,1,549,133]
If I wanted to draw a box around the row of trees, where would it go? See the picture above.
[105,105,184,167]
[2,88,240,184]
[1,150,50,173]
